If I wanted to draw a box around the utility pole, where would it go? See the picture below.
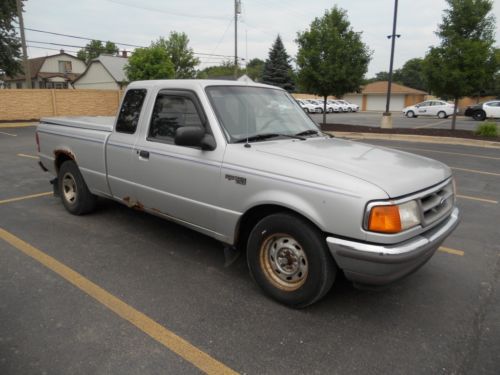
[16,0,31,89]
[381,0,400,128]
[234,0,241,79]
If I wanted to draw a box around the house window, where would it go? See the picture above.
[58,61,72,73]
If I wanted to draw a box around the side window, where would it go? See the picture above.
[148,93,203,143]
[116,89,147,134]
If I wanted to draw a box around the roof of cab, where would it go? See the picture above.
[126,79,280,91]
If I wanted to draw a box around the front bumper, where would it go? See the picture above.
[326,207,460,285]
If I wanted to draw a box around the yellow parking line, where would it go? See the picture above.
[0,123,37,128]
[414,119,449,129]
[0,228,237,375]
[17,153,39,159]
[438,246,464,256]
[0,130,17,137]
[456,194,498,204]
[393,146,500,161]
[451,167,500,177]
[0,192,52,205]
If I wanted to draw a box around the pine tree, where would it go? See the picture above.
[262,35,295,92]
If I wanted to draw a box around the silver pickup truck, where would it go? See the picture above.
[37,80,460,307]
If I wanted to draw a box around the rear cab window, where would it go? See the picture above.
[116,89,147,134]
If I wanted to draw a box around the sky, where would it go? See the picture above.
[22,0,500,77]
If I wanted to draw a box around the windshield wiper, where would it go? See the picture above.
[295,129,334,138]
[234,133,305,143]
[295,129,320,137]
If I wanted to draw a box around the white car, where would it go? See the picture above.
[297,99,321,113]
[403,100,456,119]
[336,100,359,112]
[326,100,342,113]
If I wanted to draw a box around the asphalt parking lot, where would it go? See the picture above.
[310,111,500,131]
[1,125,499,374]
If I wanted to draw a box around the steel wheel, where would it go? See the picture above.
[259,233,308,291]
[62,172,77,204]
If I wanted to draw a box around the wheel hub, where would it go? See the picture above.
[260,234,308,291]
[62,172,77,203]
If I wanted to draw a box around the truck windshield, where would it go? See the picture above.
[206,86,320,143]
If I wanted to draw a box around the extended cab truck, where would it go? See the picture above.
[37,80,460,308]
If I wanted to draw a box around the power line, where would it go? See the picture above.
[103,0,231,21]
[21,27,238,59]
[21,27,143,48]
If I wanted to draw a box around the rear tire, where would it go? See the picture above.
[473,110,486,121]
[58,160,97,215]
[247,213,336,308]
[437,111,447,119]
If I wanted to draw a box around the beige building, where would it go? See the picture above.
[3,51,86,89]
[73,55,128,90]
[344,81,427,111]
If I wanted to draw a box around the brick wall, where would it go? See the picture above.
[0,89,124,121]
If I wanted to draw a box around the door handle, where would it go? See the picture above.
[139,150,150,159]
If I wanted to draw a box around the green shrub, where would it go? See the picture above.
[475,122,499,137]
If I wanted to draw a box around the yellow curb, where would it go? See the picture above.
[328,131,500,149]
[0,122,37,129]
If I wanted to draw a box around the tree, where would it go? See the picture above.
[154,32,199,78]
[296,7,371,124]
[398,58,427,91]
[262,35,295,92]
[196,60,244,79]
[77,40,119,63]
[125,46,175,81]
[246,58,264,81]
[0,0,23,77]
[423,0,498,129]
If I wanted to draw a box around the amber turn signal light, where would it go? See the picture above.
[368,205,402,233]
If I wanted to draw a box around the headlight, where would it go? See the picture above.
[367,200,421,234]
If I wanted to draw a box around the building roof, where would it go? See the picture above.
[5,52,83,81]
[360,81,427,95]
[73,54,128,84]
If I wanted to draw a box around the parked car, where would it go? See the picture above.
[36,79,460,308]
[305,99,328,113]
[464,100,500,121]
[403,100,456,118]
[326,100,342,113]
[336,100,359,112]
[297,99,321,113]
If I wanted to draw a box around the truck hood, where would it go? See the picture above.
[253,137,451,198]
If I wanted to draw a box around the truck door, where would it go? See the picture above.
[106,88,147,202]
[130,89,224,234]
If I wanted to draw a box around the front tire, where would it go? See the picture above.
[473,110,486,121]
[406,110,415,118]
[58,160,97,215]
[247,213,336,308]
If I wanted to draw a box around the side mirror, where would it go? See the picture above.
[174,126,216,151]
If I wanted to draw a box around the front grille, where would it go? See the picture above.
[419,181,454,226]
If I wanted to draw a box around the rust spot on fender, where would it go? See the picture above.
[122,196,144,211]
[54,149,76,171]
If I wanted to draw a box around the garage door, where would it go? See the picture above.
[366,95,405,111]
[343,95,362,107]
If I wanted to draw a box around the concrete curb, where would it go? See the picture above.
[0,123,37,129]
[327,131,500,149]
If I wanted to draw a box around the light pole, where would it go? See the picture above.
[234,0,241,79]
[16,0,31,89]
[381,0,400,129]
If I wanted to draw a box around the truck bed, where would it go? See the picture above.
[40,116,115,132]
